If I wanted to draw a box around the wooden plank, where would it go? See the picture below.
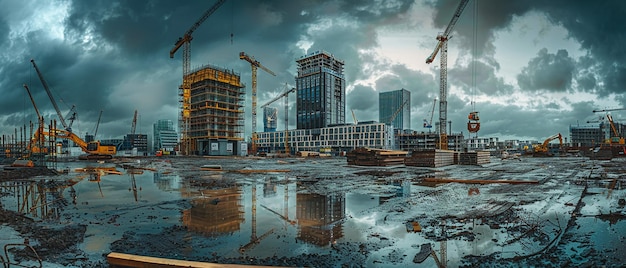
[423,178,538,184]
[107,252,281,268]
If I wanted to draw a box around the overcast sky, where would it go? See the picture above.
[1,0,625,143]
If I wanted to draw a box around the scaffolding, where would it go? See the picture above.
[183,64,245,154]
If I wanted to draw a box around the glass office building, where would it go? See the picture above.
[379,89,410,130]
[296,51,345,129]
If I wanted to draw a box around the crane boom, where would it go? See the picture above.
[169,0,226,59]
[261,86,295,108]
[131,110,138,135]
[93,110,103,138]
[388,99,409,126]
[30,59,69,131]
[425,0,469,150]
[593,108,626,113]
[240,52,277,154]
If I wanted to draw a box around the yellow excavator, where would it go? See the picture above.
[533,133,563,156]
[45,128,116,159]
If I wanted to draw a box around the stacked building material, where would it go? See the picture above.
[346,147,408,166]
[456,151,491,165]
[404,149,455,167]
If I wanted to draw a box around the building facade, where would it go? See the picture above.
[296,51,345,130]
[256,121,393,154]
[263,107,278,132]
[185,64,246,156]
[570,124,604,147]
[396,131,464,151]
[379,89,410,130]
[153,119,178,153]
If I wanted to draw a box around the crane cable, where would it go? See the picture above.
[471,0,477,112]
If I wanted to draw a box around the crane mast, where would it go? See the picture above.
[426,0,470,150]
[169,0,226,155]
[240,52,277,155]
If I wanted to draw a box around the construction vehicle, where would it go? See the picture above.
[605,114,625,144]
[260,85,296,154]
[170,0,226,155]
[240,51,277,155]
[533,133,563,156]
[46,128,116,159]
[423,98,436,129]
[426,0,470,149]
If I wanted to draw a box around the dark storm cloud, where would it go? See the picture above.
[517,48,575,92]
[448,59,513,96]
[432,0,626,98]
[347,84,377,112]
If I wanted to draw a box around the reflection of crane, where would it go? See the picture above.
[424,98,436,129]
[169,0,226,155]
[30,59,73,132]
[261,85,295,154]
[240,52,277,155]
[425,0,470,149]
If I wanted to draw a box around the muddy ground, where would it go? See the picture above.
[0,156,625,267]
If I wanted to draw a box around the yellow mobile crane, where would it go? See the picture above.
[169,0,226,155]
[426,0,470,150]
[31,59,115,159]
[240,52,277,155]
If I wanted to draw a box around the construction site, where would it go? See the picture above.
[1,0,626,267]
[0,154,625,267]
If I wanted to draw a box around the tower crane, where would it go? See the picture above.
[240,52,277,155]
[425,0,470,150]
[424,98,437,129]
[593,108,626,144]
[30,59,73,132]
[169,0,226,155]
[261,85,295,154]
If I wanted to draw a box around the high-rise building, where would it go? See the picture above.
[263,107,278,132]
[153,119,178,153]
[379,88,410,130]
[185,64,246,156]
[296,50,345,129]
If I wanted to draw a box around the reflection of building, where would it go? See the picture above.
[379,179,411,204]
[296,50,345,130]
[181,187,243,236]
[296,193,345,246]
[379,89,410,130]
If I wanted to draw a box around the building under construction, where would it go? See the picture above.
[183,64,246,156]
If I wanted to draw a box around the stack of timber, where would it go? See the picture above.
[346,147,408,166]
[405,149,455,168]
[456,151,491,165]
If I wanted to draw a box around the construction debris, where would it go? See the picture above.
[456,151,491,165]
[346,147,408,166]
[405,149,455,167]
